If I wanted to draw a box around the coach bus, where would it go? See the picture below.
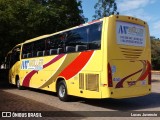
[6,15,151,101]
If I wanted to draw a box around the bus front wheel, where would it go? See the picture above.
[16,79,23,90]
[57,80,70,102]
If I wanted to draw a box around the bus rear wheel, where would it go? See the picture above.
[57,80,70,102]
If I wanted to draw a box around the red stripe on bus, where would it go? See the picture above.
[22,70,37,87]
[88,20,100,24]
[58,51,94,80]
[43,54,65,68]
[22,54,65,87]
[138,61,151,81]
[116,69,143,88]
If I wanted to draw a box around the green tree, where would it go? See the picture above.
[93,0,118,20]
[151,36,160,70]
[0,0,85,64]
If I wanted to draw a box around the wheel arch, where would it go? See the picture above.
[56,77,71,101]
[15,75,19,84]
[55,77,66,92]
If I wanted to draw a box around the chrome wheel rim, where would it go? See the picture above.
[17,80,20,88]
[59,85,65,98]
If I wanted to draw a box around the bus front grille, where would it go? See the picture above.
[120,47,143,59]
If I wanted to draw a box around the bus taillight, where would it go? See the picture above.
[148,71,151,85]
[148,62,151,85]
[108,63,113,87]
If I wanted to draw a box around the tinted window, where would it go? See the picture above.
[12,45,21,62]
[22,21,102,58]
[65,26,88,52]
[46,34,64,55]
[66,27,88,45]
[10,52,20,68]
[33,40,45,57]
[22,43,33,58]
[88,22,102,49]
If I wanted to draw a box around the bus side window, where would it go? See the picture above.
[22,43,33,58]
[65,27,88,53]
[9,51,20,68]
[88,22,102,50]
[33,39,45,57]
[14,51,20,61]
[75,45,87,52]
[45,38,51,56]
[23,54,27,58]
[46,35,64,55]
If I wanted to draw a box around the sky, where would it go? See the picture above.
[82,0,160,39]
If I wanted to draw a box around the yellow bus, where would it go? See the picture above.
[6,15,151,101]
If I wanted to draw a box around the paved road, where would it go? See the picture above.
[152,74,160,80]
[0,74,160,120]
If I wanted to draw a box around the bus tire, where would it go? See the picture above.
[16,79,23,90]
[57,80,70,102]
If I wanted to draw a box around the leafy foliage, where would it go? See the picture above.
[0,0,85,64]
[151,36,160,70]
[93,0,118,20]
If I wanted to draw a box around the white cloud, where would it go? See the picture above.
[117,0,155,12]
[121,8,152,22]
[116,0,160,38]
[116,0,156,22]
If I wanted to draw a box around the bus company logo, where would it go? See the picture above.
[21,59,43,70]
[118,25,128,34]
[118,25,144,36]
[2,112,11,117]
